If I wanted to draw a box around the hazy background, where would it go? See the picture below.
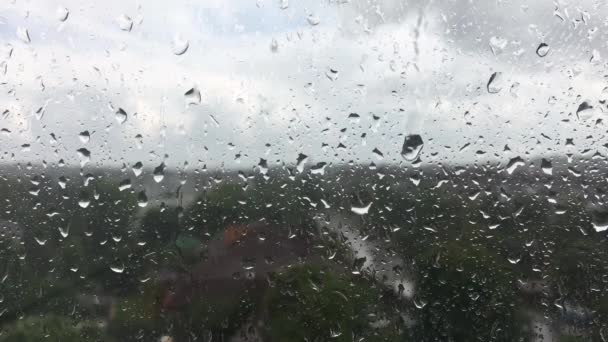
[0,0,606,173]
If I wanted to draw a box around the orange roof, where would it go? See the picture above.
[223,224,251,246]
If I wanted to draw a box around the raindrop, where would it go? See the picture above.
[58,226,69,238]
[590,49,601,63]
[110,264,125,274]
[258,158,269,175]
[132,161,143,177]
[489,36,507,55]
[153,163,165,183]
[270,38,278,53]
[76,148,91,166]
[591,211,608,232]
[576,101,593,120]
[348,113,360,122]
[372,148,384,159]
[58,176,67,189]
[510,82,520,97]
[536,43,549,57]
[507,256,521,264]
[135,134,143,149]
[16,27,30,43]
[487,71,503,94]
[137,191,148,207]
[34,237,47,246]
[118,179,131,191]
[78,191,90,208]
[296,153,308,173]
[351,202,372,215]
[115,108,127,124]
[329,328,342,338]
[78,130,90,143]
[410,173,422,186]
[56,7,69,22]
[279,0,289,9]
[307,14,320,26]
[401,134,424,161]
[413,297,428,309]
[541,158,552,175]
[506,156,525,174]
[325,68,339,81]
[117,14,133,31]
[34,106,45,120]
[28,187,39,196]
[310,162,327,175]
[172,35,189,55]
[185,87,201,105]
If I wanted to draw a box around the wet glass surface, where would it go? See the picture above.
[0,1,607,341]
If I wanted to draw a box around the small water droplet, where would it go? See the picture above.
[132,161,143,177]
[78,130,90,143]
[489,36,507,55]
[153,162,165,183]
[506,156,525,174]
[56,7,69,22]
[296,153,308,173]
[310,162,327,175]
[110,264,125,274]
[137,191,148,207]
[135,134,143,149]
[58,226,69,238]
[258,158,269,175]
[172,35,189,55]
[34,237,47,246]
[28,186,39,196]
[507,256,521,264]
[117,14,133,31]
[591,211,608,232]
[576,101,593,120]
[270,38,279,53]
[510,82,520,97]
[34,106,45,120]
[401,134,424,161]
[329,328,342,338]
[279,0,289,9]
[372,148,384,159]
[351,202,372,215]
[410,174,421,186]
[185,87,201,105]
[307,14,320,26]
[78,191,90,208]
[118,179,131,191]
[325,68,339,81]
[413,297,427,309]
[76,148,91,166]
[541,158,552,175]
[58,176,67,189]
[115,108,127,124]
[16,27,30,43]
[487,71,503,94]
[536,43,549,57]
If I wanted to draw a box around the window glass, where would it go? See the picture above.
[0,1,607,341]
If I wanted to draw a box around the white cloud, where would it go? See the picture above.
[0,0,606,169]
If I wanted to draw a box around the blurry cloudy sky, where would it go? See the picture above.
[0,0,606,171]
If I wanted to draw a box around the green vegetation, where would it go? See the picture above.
[263,263,401,342]
[0,162,606,341]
